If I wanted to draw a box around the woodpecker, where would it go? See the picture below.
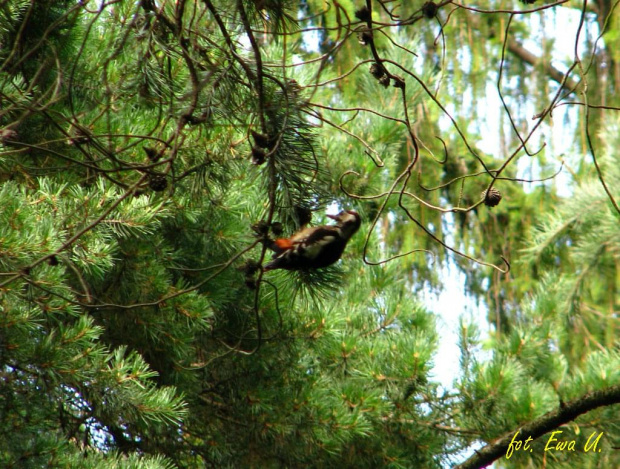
[263,210,361,271]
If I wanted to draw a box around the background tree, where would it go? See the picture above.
[0,0,618,468]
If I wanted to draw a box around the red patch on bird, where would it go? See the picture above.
[274,238,294,250]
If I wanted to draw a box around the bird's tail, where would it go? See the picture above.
[261,238,294,271]
[263,256,285,271]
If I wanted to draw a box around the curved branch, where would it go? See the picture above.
[455,384,620,469]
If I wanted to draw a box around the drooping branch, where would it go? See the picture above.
[455,384,620,469]
[466,8,581,94]
[506,38,580,93]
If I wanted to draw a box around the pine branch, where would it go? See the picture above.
[454,384,620,469]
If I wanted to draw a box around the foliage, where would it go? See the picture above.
[0,0,618,468]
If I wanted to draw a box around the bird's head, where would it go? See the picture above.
[327,210,361,238]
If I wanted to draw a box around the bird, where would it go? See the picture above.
[263,210,361,271]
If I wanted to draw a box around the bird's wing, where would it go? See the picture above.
[300,236,337,260]
[295,227,339,260]
[288,226,321,243]
[294,226,339,245]
[270,226,339,258]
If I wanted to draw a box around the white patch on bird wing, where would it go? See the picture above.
[300,235,336,259]
[290,227,317,243]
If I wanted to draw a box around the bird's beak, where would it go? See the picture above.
[326,213,339,221]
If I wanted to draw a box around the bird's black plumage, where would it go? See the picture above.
[264,211,361,271]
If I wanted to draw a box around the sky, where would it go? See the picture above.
[430,3,595,385]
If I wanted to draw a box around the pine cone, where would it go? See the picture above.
[251,130,276,149]
[355,6,371,22]
[358,30,372,46]
[251,220,270,236]
[482,188,502,207]
[239,259,260,276]
[149,175,168,192]
[370,63,385,79]
[143,146,162,162]
[270,222,284,236]
[422,1,438,18]
[392,76,405,89]
[294,206,313,226]
[251,146,266,165]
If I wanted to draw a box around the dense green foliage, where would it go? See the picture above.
[0,0,618,468]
